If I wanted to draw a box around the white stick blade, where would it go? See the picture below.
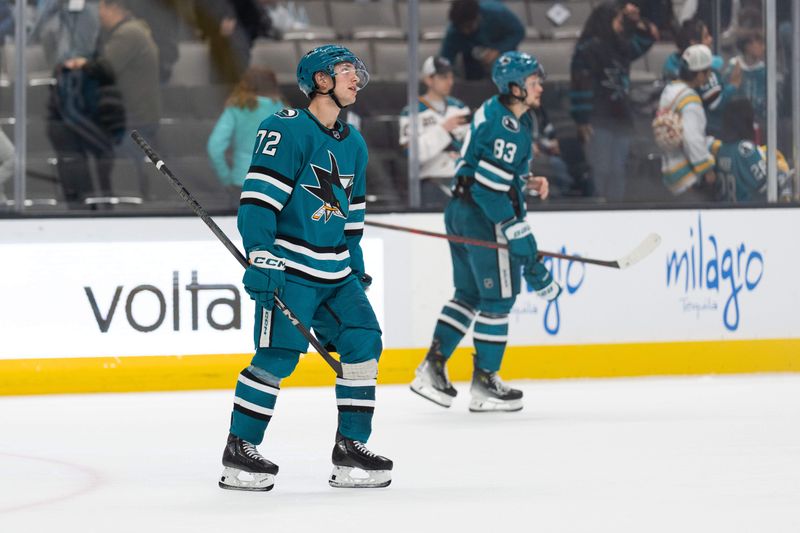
[617,233,661,269]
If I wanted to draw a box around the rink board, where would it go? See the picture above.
[1,209,799,394]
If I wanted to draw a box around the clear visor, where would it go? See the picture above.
[333,60,370,91]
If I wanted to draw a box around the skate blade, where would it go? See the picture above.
[468,397,523,412]
[409,380,455,408]
[329,465,392,489]
[219,467,275,492]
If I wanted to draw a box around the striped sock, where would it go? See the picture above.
[432,299,476,358]
[473,312,509,372]
[230,366,280,445]
[336,374,376,443]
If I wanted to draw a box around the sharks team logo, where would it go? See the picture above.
[303,151,354,222]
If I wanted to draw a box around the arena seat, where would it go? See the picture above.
[329,1,404,40]
[250,40,301,83]
[170,42,212,87]
[372,41,441,81]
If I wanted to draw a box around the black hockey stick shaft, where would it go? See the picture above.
[130,131,343,377]
[364,220,621,268]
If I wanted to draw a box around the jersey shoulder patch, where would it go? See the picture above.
[501,115,520,133]
[738,141,756,158]
[274,108,300,119]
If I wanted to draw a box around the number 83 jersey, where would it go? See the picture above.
[238,108,368,287]
[455,95,534,224]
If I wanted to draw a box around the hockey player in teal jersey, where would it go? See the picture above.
[219,45,392,492]
[710,98,793,203]
[410,51,561,412]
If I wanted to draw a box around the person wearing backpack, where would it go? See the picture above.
[655,43,716,200]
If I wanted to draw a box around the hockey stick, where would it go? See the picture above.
[364,220,661,269]
[130,131,343,377]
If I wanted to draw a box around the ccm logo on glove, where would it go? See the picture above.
[249,250,286,270]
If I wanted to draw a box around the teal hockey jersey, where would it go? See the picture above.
[454,95,534,223]
[238,108,367,287]
[710,139,792,202]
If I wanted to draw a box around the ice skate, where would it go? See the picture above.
[469,368,523,412]
[329,432,393,488]
[219,433,279,492]
[410,342,458,407]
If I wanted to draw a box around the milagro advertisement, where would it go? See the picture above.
[502,209,798,345]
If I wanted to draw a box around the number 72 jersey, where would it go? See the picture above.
[238,108,368,287]
[455,95,534,223]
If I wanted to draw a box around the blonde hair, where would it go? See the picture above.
[226,67,284,110]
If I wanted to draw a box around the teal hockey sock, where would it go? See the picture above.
[473,312,509,372]
[230,365,281,445]
[431,299,477,358]
[336,364,377,442]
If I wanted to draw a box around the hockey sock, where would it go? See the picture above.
[230,365,281,445]
[473,312,509,372]
[336,361,377,442]
[431,299,477,359]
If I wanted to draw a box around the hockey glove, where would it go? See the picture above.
[524,261,562,301]
[501,218,538,261]
[243,249,286,311]
[357,272,373,290]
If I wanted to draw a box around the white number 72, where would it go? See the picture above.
[255,130,282,156]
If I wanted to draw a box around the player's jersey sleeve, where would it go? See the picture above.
[237,114,300,255]
[345,137,368,277]
[460,107,521,223]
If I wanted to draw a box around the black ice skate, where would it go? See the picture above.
[329,432,393,488]
[469,367,523,412]
[219,433,279,492]
[410,341,458,407]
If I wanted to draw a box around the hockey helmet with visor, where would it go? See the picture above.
[491,51,545,97]
[296,44,369,99]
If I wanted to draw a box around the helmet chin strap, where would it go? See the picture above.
[508,83,527,102]
[315,77,348,109]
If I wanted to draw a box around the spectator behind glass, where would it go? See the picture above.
[530,106,576,198]
[710,98,793,202]
[195,0,266,85]
[260,0,309,39]
[440,0,524,80]
[635,0,676,40]
[207,67,285,191]
[128,0,180,83]
[657,44,716,201]
[60,0,161,201]
[662,17,740,137]
[726,27,767,140]
[569,1,657,202]
[29,0,100,69]
[398,56,470,208]
[0,129,14,204]
[0,1,13,43]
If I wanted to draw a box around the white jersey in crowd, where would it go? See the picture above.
[658,80,715,195]
[399,96,470,179]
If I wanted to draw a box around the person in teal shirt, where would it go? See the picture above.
[207,67,285,189]
[440,0,525,80]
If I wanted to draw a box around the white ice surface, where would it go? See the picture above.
[1,375,799,532]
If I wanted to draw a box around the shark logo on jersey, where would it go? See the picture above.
[275,109,299,118]
[502,116,519,133]
[303,151,354,222]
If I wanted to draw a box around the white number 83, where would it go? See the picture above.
[493,139,517,163]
